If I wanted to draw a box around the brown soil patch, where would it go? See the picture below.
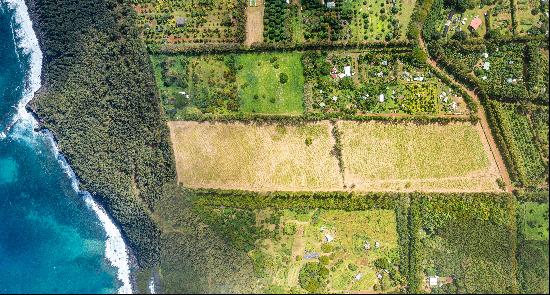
[245,0,265,46]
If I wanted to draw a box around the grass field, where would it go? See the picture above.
[520,202,549,241]
[338,121,501,192]
[169,120,500,193]
[237,53,305,114]
[168,121,342,191]
[517,201,549,294]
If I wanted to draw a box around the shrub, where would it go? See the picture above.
[279,72,289,84]
[299,262,329,293]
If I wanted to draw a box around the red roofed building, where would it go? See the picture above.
[469,17,482,31]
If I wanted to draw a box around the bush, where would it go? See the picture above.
[279,72,289,84]
[299,262,329,293]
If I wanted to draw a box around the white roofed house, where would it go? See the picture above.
[326,1,336,8]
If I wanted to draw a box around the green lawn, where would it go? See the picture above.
[237,53,304,115]
[520,202,549,241]
[517,201,549,294]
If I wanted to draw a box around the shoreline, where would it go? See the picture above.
[4,0,137,293]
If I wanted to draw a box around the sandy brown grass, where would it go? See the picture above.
[245,0,264,46]
[168,121,342,191]
[338,121,501,192]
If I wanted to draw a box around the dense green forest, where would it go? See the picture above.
[25,0,176,266]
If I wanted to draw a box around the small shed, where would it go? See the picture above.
[176,17,186,27]
[304,252,320,259]
[344,66,352,77]
[429,276,439,287]
[469,17,482,31]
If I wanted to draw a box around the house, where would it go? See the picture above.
[176,17,186,27]
[324,233,335,242]
[326,1,336,8]
[483,61,490,70]
[354,273,363,281]
[469,17,482,31]
[344,66,352,77]
[429,276,439,287]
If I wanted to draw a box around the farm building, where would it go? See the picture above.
[469,17,482,31]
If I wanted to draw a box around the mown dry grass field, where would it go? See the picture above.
[338,121,501,192]
[169,120,502,192]
[168,121,342,191]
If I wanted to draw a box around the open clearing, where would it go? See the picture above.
[250,208,401,293]
[338,121,501,192]
[168,121,342,191]
[169,120,501,192]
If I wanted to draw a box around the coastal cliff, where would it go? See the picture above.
[23,0,177,268]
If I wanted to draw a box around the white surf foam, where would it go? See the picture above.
[3,0,133,293]
[148,277,156,294]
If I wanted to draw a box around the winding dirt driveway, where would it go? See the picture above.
[418,37,513,192]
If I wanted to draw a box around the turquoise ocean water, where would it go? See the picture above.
[0,1,131,293]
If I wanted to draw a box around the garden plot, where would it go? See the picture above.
[516,0,549,35]
[297,0,412,43]
[439,42,538,101]
[131,0,246,46]
[151,54,238,117]
[416,195,517,294]
[338,121,502,192]
[168,121,342,191]
[303,51,468,115]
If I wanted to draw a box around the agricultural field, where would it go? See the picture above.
[490,101,548,188]
[263,0,416,43]
[516,0,550,35]
[236,53,305,114]
[168,121,343,191]
[130,0,247,46]
[302,50,468,115]
[415,195,518,294]
[437,41,549,102]
[243,208,404,293]
[168,120,501,193]
[151,52,304,117]
[338,121,502,192]
[517,201,549,294]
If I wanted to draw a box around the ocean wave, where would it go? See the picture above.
[3,0,133,293]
